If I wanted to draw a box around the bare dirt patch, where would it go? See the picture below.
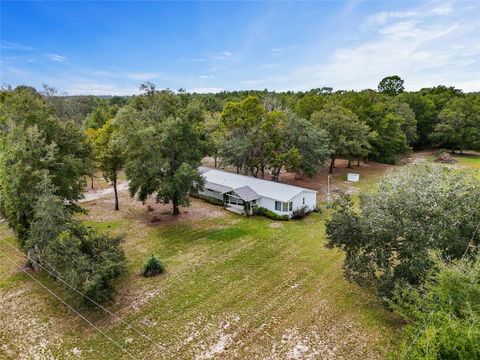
[202,157,395,203]
[80,187,227,227]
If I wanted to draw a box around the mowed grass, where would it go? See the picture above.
[455,154,480,169]
[2,152,478,359]
[426,151,480,169]
[0,153,444,359]
[0,207,402,359]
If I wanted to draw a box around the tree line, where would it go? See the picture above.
[0,86,125,304]
[1,77,479,306]
[74,76,480,214]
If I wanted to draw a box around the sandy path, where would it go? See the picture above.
[80,181,129,202]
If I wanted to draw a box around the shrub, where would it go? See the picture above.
[198,194,224,206]
[143,255,164,277]
[28,186,127,305]
[255,207,289,221]
[391,254,480,359]
[291,205,310,219]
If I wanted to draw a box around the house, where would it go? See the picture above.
[198,167,317,217]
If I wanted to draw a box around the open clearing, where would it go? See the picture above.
[2,152,478,359]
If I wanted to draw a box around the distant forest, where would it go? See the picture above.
[3,76,480,177]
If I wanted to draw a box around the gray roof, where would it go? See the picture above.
[199,166,212,174]
[204,181,232,194]
[233,186,261,202]
[201,167,317,202]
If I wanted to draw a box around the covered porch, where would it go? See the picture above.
[223,186,260,216]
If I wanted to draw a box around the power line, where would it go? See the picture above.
[328,176,359,192]
[0,240,174,359]
[0,248,138,360]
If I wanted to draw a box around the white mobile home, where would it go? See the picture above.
[199,167,317,217]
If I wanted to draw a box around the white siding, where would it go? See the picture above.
[257,191,316,218]
[257,197,280,215]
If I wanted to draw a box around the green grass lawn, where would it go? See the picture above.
[0,206,401,359]
[2,152,478,358]
[425,151,480,169]
[455,154,480,169]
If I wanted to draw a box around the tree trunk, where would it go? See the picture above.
[214,155,217,168]
[172,194,180,215]
[347,159,352,168]
[357,157,360,166]
[27,249,40,271]
[451,148,455,154]
[236,166,240,174]
[90,176,94,189]
[329,156,335,174]
[113,175,119,211]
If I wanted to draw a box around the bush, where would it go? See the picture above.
[255,207,289,221]
[197,194,224,206]
[143,255,164,277]
[291,205,310,219]
[391,254,480,359]
[28,187,127,305]
[43,228,127,304]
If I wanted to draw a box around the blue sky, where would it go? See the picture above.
[1,1,479,95]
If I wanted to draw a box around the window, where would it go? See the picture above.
[277,201,293,212]
[275,201,281,211]
[303,197,305,205]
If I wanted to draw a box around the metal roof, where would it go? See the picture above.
[199,166,212,174]
[201,168,317,203]
[204,181,232,194]
[233,186,261,202]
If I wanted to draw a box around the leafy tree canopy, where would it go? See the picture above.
[378,75,405,96]
[326,164,480,299]
[311,103,371,172]
[117,90,207,214]
[0,86,92,242]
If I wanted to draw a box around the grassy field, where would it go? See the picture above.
[425,150,480,169]
[0,207,401,359]
[6,151,479,359]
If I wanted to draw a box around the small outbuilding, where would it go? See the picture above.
[198,167,317,217]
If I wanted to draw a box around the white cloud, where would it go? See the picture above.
[126,72,158,81]
[210,51,233,60]
[2,66,29,77]
[274,1,480,92]
[64,82,139,96]
[364,2,456,30]
[1,41,33,51]
[243,75,291,87]
[189,87,224,93]
[432,4,453,15]
[45,54,67,62]
[364,11,419,28]
[270,45,298,53]
[198,75,213,80]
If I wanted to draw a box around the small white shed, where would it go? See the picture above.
[198,167,317,217]
[347,173,360,182]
